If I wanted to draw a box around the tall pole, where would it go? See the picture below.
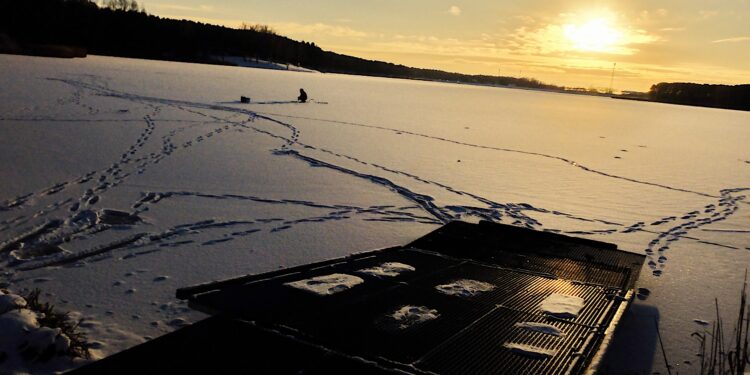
[609,62,617,94]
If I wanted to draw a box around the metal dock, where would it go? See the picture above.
[72,221,645,374]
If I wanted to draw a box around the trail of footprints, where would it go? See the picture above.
[0,82,257,267]
[1,76,748,278]
[56,84,99,115]
[643,188,748,276]
[1,81,290,270]
[1,99,246,217]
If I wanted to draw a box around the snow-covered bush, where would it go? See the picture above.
[0,289,90,373]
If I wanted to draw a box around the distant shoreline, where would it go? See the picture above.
[3,49,748,113]
[611,93,750,112]
[0,50,610,101]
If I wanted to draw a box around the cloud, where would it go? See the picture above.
[637,9,669,22]
[506,13,660,56]
[154,15,244,28]
[149,3,215,12]
[659,27,685,32]
[513,15,536,25]
[363,33,505,59]
[699,10,719,19]
[712,36,750,43]
[271,22,369,38]
[449,6,461,16]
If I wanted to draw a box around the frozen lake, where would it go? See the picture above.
[1,54,749,373]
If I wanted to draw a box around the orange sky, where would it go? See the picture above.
[146,0,750,91]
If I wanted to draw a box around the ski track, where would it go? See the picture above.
[0,75,747,278]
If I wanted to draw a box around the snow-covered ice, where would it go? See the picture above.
[539,293,585,319]
[435,279,495,297]
[1,54,749,373]
[390,305,439,329]
[284,273,364,296]
[514,322,565,337]
[356,262,415,277]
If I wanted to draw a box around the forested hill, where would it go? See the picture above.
[0,0,561,90]
[648,83,750,111]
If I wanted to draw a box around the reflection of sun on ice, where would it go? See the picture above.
[563,18,622,53]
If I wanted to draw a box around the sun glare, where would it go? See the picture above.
[563,18,622,53]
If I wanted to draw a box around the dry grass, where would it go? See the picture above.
[692,272,749,375]
[22,289,91,359]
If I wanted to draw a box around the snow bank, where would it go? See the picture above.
[390,305,439,329]
[356,262,415,277]
[514,322,565,336]
[0,291,87,374]
[539,293,585,319]
[284,273,364,296]
[435,279,495,297]
[0,291,27,314]
[503,342,557,358]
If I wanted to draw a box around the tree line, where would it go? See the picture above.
[0,0,562,90]
[649,82,750,111]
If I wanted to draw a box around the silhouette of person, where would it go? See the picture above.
[298,88,307,103]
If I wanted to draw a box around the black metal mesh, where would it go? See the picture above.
[417,307,594,375]
[171,221,645,375]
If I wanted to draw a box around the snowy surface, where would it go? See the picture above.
[0,54,749,373]
[539,293,585,319]
[390,305,439,329]
[284,273,363,296]
[69,311,147,360]
[356,262,415,277]
[0,289,144,374]
[514,322,565,337]
[503,342,557,358]
[434,279,495,297]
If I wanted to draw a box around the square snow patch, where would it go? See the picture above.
[503,342,557,358]
[284,273,364,296]
[514,322,565,337]
[357,262,415,277]
[390,305,439,329]
[539,293,584,318]
[435,279,495,298]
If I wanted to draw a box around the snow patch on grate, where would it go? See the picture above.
[284,273,364,296]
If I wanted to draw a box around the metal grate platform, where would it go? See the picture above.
[72,221,645,374]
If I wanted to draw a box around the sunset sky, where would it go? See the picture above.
[145,0,750,91]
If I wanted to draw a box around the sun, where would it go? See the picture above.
[563,18,623,53]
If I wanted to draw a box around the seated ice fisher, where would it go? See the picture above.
[298,88,307,103]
